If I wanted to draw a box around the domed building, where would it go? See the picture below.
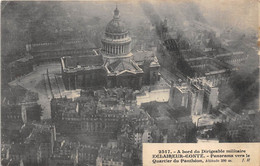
[102,7,132,60]
[61,7,160,90]
[101,7,144,89]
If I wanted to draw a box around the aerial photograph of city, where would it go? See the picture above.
[1,0,259,166]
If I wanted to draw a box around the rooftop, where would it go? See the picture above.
[107,59,138,73]
[182,50,207,60]
[215,51,248,61]
[1,159,23,166]
[10,143,39,154]
[24,123,53,144]
[175,84,189,93]
[188,58,232,76]
[9,55,33,67]
[62,53,103,69]
[132,50,154,62]
[1,105,22,115]
[98,146,123,162]
[29,39,96,53]
[52,98,77,113]
[105,59,143,75]
[127,108,150,121]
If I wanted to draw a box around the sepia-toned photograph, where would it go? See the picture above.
[1,0,259,166]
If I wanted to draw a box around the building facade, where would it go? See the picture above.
[1,104,27,132]
[169,77,219,115]
[96,145,124,166]
[50,94,128,135]
[61,52,107,90]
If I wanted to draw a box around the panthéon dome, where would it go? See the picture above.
[105,7,127,34]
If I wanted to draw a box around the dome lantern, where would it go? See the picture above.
[105,6,127,34]
[113,6,120,19]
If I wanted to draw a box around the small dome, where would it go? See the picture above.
[105,7,127,34]
[114,7,119,18]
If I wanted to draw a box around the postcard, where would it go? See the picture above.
[1,0,259,166]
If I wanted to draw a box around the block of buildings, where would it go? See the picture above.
[1,158,24,166]
[8,143,41,165]
[48,139,100,166]
[5,123,56,165]
[132,50,160,85]
[78,144,99,166]
[214,51,248,67]
[96,145,124,166]
[23,123,56,163]
[61,52,106,90]
[168,77,219,115]
[50,91,128,135]
[49,140,78,166]
[1,104,27,132]
[186,57,235,86]
[156,17,240,87]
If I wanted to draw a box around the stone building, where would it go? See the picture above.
[214,51,248,67]
[78,144,99,166]
[49,140,100,166]
[49,140,78,166]
[8,143,41,166]
[102,7,151,89]
[157,34,194,77]
[61,7,160,90]
[2,123,57,166]
[1,104,27,132]
[50,87,154,139]
[96,145,124,166]
[169,77,219,115]
[186,57,235,86]
[1,159,24,166]
[61,51,106,90]
[132,50,160,85]
[130,128,156,144]
[50,93,128,135]
[24,124,56,163]
[156,17,239,86]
